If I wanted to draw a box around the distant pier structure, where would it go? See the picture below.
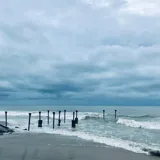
[1,109,118,132]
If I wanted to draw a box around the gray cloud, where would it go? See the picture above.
[0,0,160,105]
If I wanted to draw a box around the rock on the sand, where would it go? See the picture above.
[0,122,14,134]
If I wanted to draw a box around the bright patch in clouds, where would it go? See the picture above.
[123,0,160,16]
[0,0,160,105]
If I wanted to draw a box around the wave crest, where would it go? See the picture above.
[117,118,160,130]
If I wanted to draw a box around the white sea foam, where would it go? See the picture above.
[52,130,148,153]
[0,111,30,116]
[0,111,95,120]
[5,116,148,154]
[1,110,160,155]
[117,118,160,130]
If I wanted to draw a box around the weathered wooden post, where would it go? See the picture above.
[53,112,55,129]
[39,111,41,120]
[115,110,117,119]
[28,113,31,131]
[5,111,7,127]
[47,110,49,125]
[38,111,43,127]
[103,110,105,119]
[75,110,78,124]
[72,112,76,128]
[64,110,66,123]
[58,111,61,126]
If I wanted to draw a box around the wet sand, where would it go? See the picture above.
[0,133,159,160]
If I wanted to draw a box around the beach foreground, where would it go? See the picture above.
[0,133,159,160]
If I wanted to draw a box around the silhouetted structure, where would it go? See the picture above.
[38,111,42,127]
[5,111,7,127]
[115,110,117,119]
[75,110,78,124]
[64,110,66,123]
[47,110,50,125]
[103,110,105,119]
[53,112,55,129]
[58,111,61,126]
[28,113,31,131]
[72,112,76,128]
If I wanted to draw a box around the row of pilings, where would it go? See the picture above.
[4,110,117,131]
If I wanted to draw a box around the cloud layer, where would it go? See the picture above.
[0,0,160,105]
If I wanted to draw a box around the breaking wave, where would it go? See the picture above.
[117,118,160,130]
[118,114,156,119]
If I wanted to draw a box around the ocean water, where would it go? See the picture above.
[0,106,160,155]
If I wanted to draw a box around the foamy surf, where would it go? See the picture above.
[12,126,156,155]
[0,111,96,120]
[1,108,160,156]
[117,118,160,130]
[51,130,148,154]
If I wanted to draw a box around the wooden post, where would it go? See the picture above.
[5,111,7,127]
[58,111,61,126]
[38,111,42,127]
[73,111,75,120]
[39,111,41,120]
[115,110,117,119]
[53,112,55,129]
[75,110,78,124]
[103,110,105,119]
[64,110,66,123]
[28,113,31,131]
[47,110,49,125]
[72,112,76,128]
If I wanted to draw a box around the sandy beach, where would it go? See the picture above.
[0,133,159,160]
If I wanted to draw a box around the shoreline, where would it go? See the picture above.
[0,133,159,160]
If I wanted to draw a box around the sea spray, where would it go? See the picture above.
[117,118,160,130]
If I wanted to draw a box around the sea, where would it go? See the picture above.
[0,106,160,155]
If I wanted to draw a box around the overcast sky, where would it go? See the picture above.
[0,0,160,106]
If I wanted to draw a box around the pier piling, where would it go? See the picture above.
[38,111,43,127]
[53,112,55,129]
[58,111,61,126]
[39,111,41,120]
[5,111,7,127]
[72,112,76,128]
[28,113,31,131]
[64,110,66,123]
[115,110,117,119]
[75,110,78,124]
[47,110,49,125]
[103,110,105,119]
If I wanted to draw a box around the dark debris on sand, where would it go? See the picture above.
[0,122,14,134]
[142,148,160,157]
